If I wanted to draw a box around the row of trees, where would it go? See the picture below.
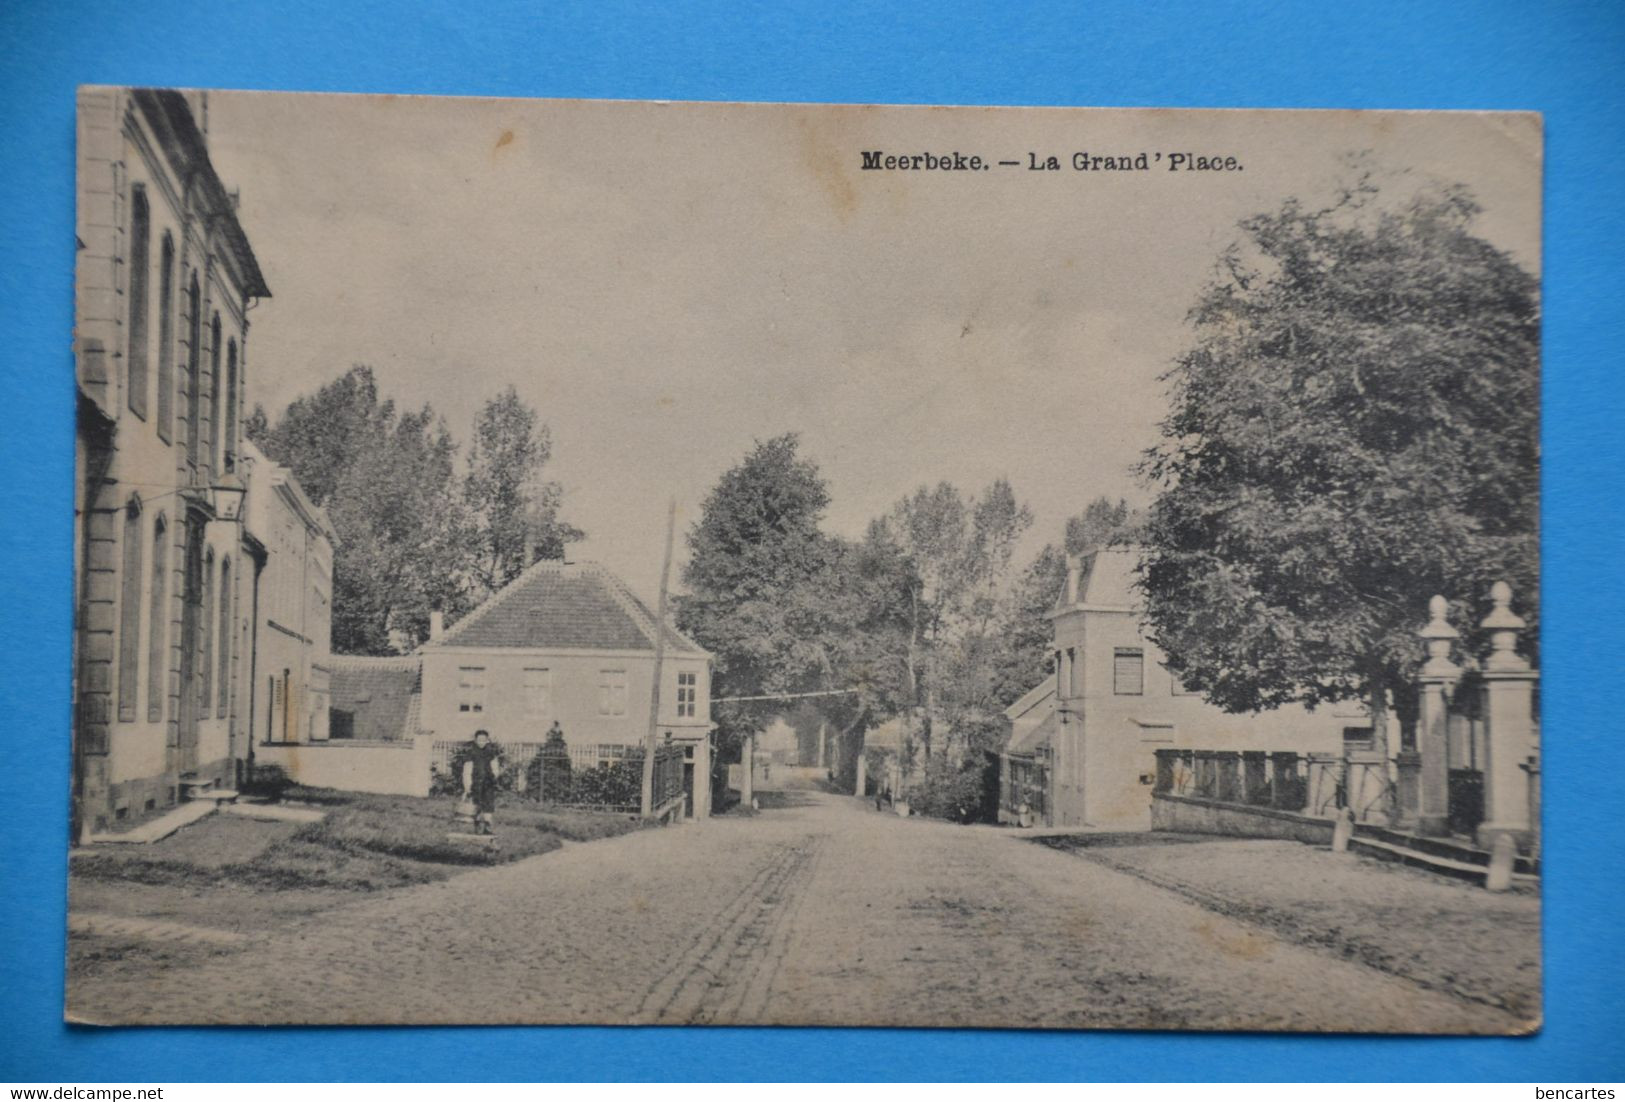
[247,366,581,654]
[675,432,1138,819]
[681,165,1538,819]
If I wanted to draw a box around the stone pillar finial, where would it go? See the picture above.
[1419,594,1461,679]
[1481,581,1529,672]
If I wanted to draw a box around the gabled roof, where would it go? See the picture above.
[1003,671,1056,723]
[433,560,706,654]
[329,655,421,741]
[1006,707,1060,758]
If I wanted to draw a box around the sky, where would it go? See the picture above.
[204,95,1542,602]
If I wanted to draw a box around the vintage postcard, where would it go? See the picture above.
[69,90,1541,1031]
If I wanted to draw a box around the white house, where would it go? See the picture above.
[1008,547,1357,830]
[420,559,716,817]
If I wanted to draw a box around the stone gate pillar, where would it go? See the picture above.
[1477,582,1538,851]
[1416,595,1460,837]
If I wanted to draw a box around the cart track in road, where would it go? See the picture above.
[632,832,826,1024]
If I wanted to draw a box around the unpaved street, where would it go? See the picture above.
[69,788,1524,1032]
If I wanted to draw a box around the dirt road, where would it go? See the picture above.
[68,788,1524,1032]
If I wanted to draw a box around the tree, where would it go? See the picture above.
[1138,172,1540,759]
[1064,496,1138,556]
[865,479,1034,816]
[990,542,1066,708]
[252,369,583,654]
[253,366,468,654]
[676,435,848,769]
[463,386,582,597]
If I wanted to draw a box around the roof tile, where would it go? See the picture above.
[436,561,702,653]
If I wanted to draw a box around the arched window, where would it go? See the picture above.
[199,548,214,713]
[185,273,202,471]
[126,187,150,419]
[147,514,169,722]
[217,556,232,716]
[156,233,175,441]
[117,496,143,721]
[208,313,222,476]
[224,339,238,472]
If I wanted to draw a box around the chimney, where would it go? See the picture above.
[429,610,445,642]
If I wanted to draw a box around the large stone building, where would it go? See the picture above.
[73,88,270,839]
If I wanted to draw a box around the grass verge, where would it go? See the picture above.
[73,788,647,893]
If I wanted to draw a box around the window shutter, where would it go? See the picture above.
[1113,649,1144,695]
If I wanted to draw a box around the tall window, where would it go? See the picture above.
[457,667,486,714]
[223,339,238,472]
[199,549,214,712]
[126,187,150,418]
[147,514,169,721]
[676,671,697,718]
[184,274,202,472]
[598,670,628,716]
[208,314,222,473]
[523,668,552,719]
[217,556,231,716]
[1112,647,1144,696]
[1067,647,1079,697]
[155,234,174,441]
[116,498,143,721]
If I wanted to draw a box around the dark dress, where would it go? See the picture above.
[466,742,502,815]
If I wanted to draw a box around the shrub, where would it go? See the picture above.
[906,757,988,823]
[243,762,292,801]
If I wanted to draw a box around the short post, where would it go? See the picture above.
[1331,807,1354,853]
[1415,595,1460,836]
[1477,582,1538,852]
[1521,752,1541,862]
[1485,833,1516,892]
[854,735,867,797]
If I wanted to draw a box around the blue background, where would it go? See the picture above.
[2,0,1621,1083]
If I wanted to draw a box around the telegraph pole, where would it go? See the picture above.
[640,498,677,818]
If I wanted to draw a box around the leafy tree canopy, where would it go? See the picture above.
[1138,168,1539,731]
[676,435,848,749]
[250,367,581,654]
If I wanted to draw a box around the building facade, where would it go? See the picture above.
[420,560,715,818]
[1006,548,1355,831]
[73,88,270,838]
[239,440,338,757]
